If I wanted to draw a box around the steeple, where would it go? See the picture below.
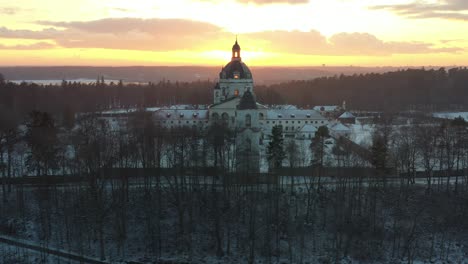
[232,36,241,61]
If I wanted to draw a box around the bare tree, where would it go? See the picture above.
[415,124,438,192]
[0,106,19,202]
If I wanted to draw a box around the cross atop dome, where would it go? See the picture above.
[232,36,241,61]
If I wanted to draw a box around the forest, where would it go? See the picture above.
[1,67,468,125]
[1,68,468,263]
[1,113,468,263]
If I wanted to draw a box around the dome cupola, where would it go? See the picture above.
[219,38,252,80]
[232,37,241,60]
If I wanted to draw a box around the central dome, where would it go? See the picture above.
[219,39,252,80]
[220,60,252,79]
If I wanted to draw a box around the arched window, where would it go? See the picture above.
[222,112,229,125]
[259,112,264,120]
[245,114,252,127]
[234,89,239,96]
[212,113,219,121]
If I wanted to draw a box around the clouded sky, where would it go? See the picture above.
[0,0,467,66]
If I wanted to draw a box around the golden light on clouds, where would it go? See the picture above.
[0,0,467,66]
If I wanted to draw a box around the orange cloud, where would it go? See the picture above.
[0,42,55,50]
[372,0,468,21]
[0,18,462,55]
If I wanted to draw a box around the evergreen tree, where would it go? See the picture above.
[371,133,388,172]
[311,126,330,167]
[311,125,330,190]
[25,111,60,176]
[451,116,466,127]
[267,125,285,170]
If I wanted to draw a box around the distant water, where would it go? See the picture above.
[10,79,123,85]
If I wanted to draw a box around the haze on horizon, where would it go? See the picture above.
[0,0,467,67]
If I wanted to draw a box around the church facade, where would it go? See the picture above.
[153,40,329,172]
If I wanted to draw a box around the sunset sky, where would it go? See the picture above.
[1,0,468,66]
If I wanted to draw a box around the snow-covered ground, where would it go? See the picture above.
[348,122,375,147]
[433,112,468,120]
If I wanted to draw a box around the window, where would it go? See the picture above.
[286,121,288,124]
[234,89,239,96]
[267,121,270,124]
[222,113,229,125]
[273,121,276,124]
[245,114,252,127]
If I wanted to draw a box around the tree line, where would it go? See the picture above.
[2,67,468,127]
[256,67,468,111]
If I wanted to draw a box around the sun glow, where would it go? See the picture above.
[0,0,468,66]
